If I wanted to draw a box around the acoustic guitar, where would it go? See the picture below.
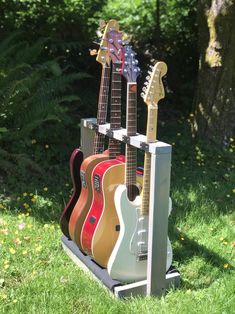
[80,30,125,265]
[107,62,173,282]
[68,20,119,247]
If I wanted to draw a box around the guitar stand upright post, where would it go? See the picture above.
[61,118,180,298]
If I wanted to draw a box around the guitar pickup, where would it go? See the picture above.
[140,142,149,152]
[122,135,130,144]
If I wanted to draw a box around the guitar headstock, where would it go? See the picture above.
[141,61,167,106]
[121,45,140,82]
[107,30,123,64]
[96,19,119,65]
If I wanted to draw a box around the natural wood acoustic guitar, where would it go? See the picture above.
[80,30,125,265]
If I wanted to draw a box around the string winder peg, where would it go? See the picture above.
[89,49,98,56]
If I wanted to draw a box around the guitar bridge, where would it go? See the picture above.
[137,253,147,261]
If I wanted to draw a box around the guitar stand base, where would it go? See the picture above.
[61,235,180,298]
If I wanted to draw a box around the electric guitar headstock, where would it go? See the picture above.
[141,61,167,107]
[95,20,119,66]
[121,45,140,82]
[106,30,123,65]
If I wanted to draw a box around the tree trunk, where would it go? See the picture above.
[193,0,235,145]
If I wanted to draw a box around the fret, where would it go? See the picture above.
[93,65,110,153]
[108,62,122,159]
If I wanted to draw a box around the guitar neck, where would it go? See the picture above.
[125,83,137,200]
[141,105,158,216]
[93,64,111,154]
[109,62,122,159]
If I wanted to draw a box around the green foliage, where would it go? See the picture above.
[0,32,90,180]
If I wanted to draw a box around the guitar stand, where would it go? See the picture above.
[61,118,180,298]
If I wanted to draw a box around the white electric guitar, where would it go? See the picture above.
[107,61,173,282]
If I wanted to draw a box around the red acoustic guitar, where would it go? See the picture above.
[81,44,141,268]
[80,30,125,265]
[68,20,119,247]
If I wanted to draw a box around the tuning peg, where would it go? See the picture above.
[100,46,108,51]
[141,92,145,98]
[148,70,152,75]
[146,75,150,80]
[142,87,147,92]
[144,81,148,85]
[99,20,106,29]
[89,49,98,56]
[108,38,114,43]
[117,39,123,44]
[110,48,115,53]
[135,60,139,64]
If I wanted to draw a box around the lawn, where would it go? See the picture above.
[0,119,234,314]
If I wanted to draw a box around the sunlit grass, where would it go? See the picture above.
[0,120,234,313]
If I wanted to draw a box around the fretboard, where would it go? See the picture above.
[125,83,138,200]
[109,62,122,159]
[93,64,110,154]
[141,105,158,215]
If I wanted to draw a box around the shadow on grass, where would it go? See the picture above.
[171,229,234,290]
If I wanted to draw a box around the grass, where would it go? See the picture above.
[0,119,235,313]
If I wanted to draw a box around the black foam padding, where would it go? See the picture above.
[61,235,122,291]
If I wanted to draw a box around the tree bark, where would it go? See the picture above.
[193,0,235,145]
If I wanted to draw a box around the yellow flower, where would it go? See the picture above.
[23,203,29,209]
[31,139,37,144]
[223,263,229,269]
[1,229,8,236]
[23,192,28,197]
[43,187,48,191]
[27,224,32,229]
[0,204,4,209]
[45,144,49,149]
[232,189,235,193]
[22,250,28,256]
[35,245,42,252]
[9,247,16,254]
[30,193,33,196]
[17,197,21,201]
[220,237,224,241]
[65,183,69,187]
[2,294,7,300]
[180,237,185,241]
[15,230,19,235]
[223,241,228,245]
[31,198,36,203]
[14,238,22,245]
[12,299,17,304]
[44,224,49,229]
[4,264,9,269]
[177,133,181,136]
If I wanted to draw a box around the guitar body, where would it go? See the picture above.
[59,148,83,238]
[107,185,173,283]
[68,151,109,248]
[81,157,125,267]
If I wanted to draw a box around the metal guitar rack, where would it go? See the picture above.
[61,118,180,298]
